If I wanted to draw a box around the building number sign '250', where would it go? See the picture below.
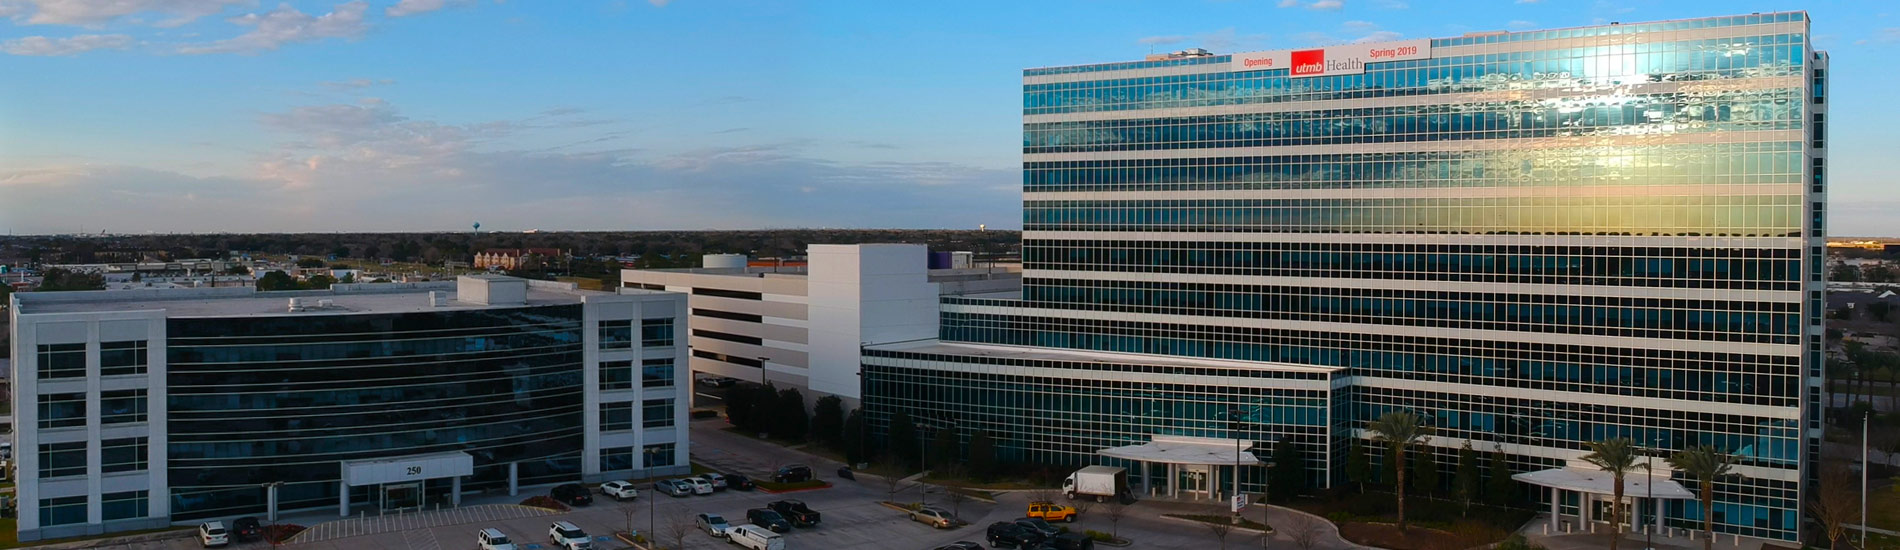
[406,466,423,476]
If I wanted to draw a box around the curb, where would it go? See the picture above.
[1160,513,1276,534]
[758,481,833,494]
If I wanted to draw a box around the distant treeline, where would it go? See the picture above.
[0,229,1022,267]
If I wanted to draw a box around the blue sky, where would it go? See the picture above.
[0,0,1893,235]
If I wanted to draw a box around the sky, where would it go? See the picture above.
[0,0,1893,235]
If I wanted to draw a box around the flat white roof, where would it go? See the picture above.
[16,280,619,318]
[1512,467,1694,499]
[1098,435,1264,466]
[866,340,1342,374]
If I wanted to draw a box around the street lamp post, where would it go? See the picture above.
[1646,435,1664,550]
[643,446,664,539]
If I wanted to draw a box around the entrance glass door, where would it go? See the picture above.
[1591,498,1630,527]
[382,482,421,511]
[1178,467,1208,497]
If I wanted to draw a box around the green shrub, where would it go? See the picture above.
[1496,534,1545,550]
[1084,530,1115,542]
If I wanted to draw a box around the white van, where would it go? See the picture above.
[727,524,785,550]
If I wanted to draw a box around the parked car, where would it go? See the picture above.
[230,517,262,542]
[985,521,1045,548]
[772,464,813,483]
[726,524,785,550]
[836,466,855,480]
[1013,517,1061,539]
[1026,501,1077,522]
[1036,532,1096,550]
[550,483,593,506]
[908,506,955,529]
[746,508,792,532]
[725,473,756,491]
[654,479,692,497]
[931,543,983,550]
[598,480,640,501]
[198,521,230,548]
[682,477,714,495]
[696,512,732,537]
[477,528,519,550]
[697,472,729,490]
[768,499,820,527]
[547,521,594,550]
[701,376,740,388]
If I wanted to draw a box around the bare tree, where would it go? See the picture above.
[1288,513,1324,550]
[659,507,696,550]
[1103,500,1131,539]
[1205,519,1236,550]
[1028,488,1058,505]
[880,457,908,503]
[1072,497,1096,519]
[1810,460,1860,550]
[945,488,970,521]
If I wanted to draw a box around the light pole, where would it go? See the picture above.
[1863,411,1871,549]
[1646,438,1659,550]
[1262,459,1276,550]
[644,446,664,539]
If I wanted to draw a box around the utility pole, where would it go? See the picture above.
[1863,411,1870,549]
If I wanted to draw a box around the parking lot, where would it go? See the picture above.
[60,419,1317,550]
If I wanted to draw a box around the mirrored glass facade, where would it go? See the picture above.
[865,12,1822,542]
[164,306,587,519]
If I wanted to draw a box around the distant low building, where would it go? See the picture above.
[474,248,563,270]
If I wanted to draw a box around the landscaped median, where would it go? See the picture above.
[1162,513,1273,533]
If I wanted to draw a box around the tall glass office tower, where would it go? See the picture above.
[864,12,1824,541]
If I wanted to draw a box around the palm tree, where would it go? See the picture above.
[1667,446,1737,550]
[1366,411,1432,532]
[1579,438,1648,550]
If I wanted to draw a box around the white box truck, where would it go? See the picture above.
[1062,465,1130,503]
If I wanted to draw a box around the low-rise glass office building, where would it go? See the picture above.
[8,275,690,541]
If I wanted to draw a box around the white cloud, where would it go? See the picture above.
[1342,20,1379,32]
[1506,20,1537,30]
[1,33,131,55]
[1276,0,1297,7]
[647,0,672,6]
[1515,0,1539,4]
[1375,0,1407,9]
[0,99,1021,233]
[1878,28,1900,43]
[1138,35,1186,45]
[1308,0,1342,10]
[386,0,462,17]
[14,0,250,27]
[176,1,370,55]
[1351,30,1401,43]
[319,77,395,90]
[1194,27,1268,51]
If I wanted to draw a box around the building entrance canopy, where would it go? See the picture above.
[342,451,475,487]
[1097,435,1262,466]
[1512,467,1694,499]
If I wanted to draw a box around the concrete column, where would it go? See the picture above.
[507,463,519,496]
[266,484,279,522]
[451,477,462,507]
[338,482,350,518]
[1550,488,1561,531]
[1654,497,1663,534]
